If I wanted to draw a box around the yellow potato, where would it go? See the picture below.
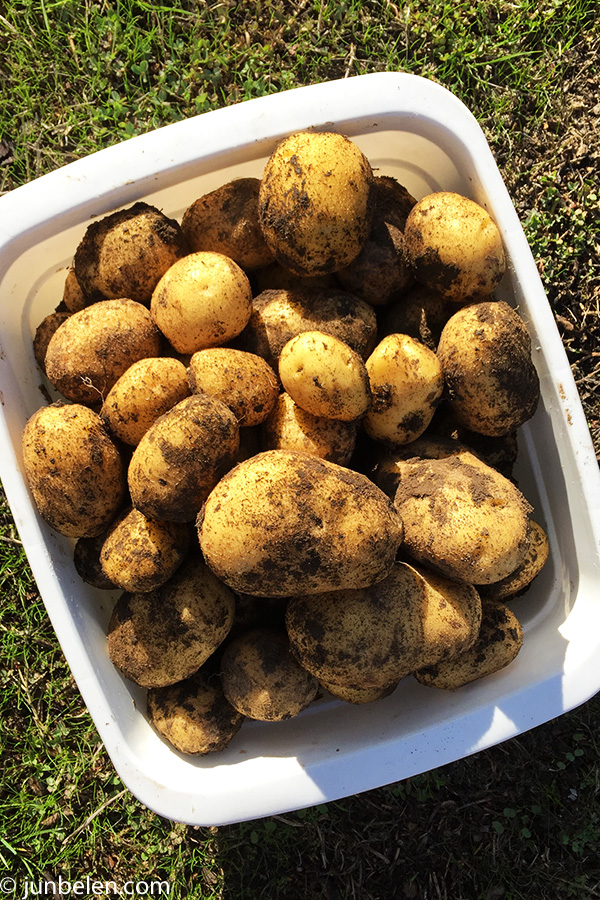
[101,357,191,445]
[278,331,371,422]
[187,347,279,427]
[261,391,358,465]
[258,131,375,276]
[150,251,252,354]
[436,300,540,436]
[22,403,126,538]
[44,299,162,405]
[364,333,444,445]
[198,449,404,597]
[128,393,239,522]
[404,191,505,301]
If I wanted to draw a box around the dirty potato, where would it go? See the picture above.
[261,392,358,465]
[187,347,279,427]
[22,402,126,538]
[198,449,404,597]
[101,357,191,446]
[44,299,162,405]
[128,393,239,523]
[258,131,376,276]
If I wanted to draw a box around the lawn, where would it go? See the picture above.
[1,1,599,898]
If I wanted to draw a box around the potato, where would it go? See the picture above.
[62,267,87,312]
[436,300,540,436]
[480,520,549,601]
[33,310,71,373]
[181,177,274,271]
[404,191,505,301]
[187,347,279,427]
[393,450,532,585]
[285,561,481,690]
[147,668,244,754]
[107,554,235,688]
[150,250,252,354]
[378,284,456,351]
[258,131,375,276]
[278,331,371,422]
[100,356,191,446]
[253,260,339,293]
[74,532,118,590]
[73,201,188,305]
[319,681,398,704]
[236,287,378,370]
[220,628,319,721]
[261,392,357,465]
[128,393,239,523]
[198,449,404,597]
[336,176,416,305]
[414,600,523,690]
[22,402,126,538]
[44,299,162,405]
[363,333,444,445]
[100,507,190,592]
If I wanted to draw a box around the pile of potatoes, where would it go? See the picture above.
[22,130,548,756]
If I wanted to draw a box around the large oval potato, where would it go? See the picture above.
[393,450,532,585]
[285,561,481,690]
[128,393,239,522]
[22,403,126,538]
[150,251,253,354]
[278,331,371,422]
[44,299,162,405]
[73,201,188,305]
[436,300,540,436]
[258,131,375,276]
[198,450,404,597]
[364,333,444,445]
[235,287,378,370]
[107,554,235,688]
[404,191,506,301]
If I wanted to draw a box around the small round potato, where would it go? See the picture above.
[187,348,279,427]
[62,267,87,312]
[404,191,506,301]
[181,177,274,271]
[100,507,190,593]
[436,300,540,436]
[278,331,372,422]
[128,393,239,523]
[74,532,118,590]
[198,449,404,597]
[101,357,191,445]
[44,299,162,405]
[220,628,319,721]
[319,680,398,705]
[147,668,244,754]
[235,287,378,370]
[22,402,126,538]
[261,392,358,465]
[378,284,456,351]
[285,562,481,690]
[107,554,235,688]
[258,131,375,276]
[73,201,188,305]
[364,333,444,445]
[151,251,252,354]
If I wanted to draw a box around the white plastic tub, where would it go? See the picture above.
[1,72,599,826]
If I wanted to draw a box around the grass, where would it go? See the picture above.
[1,1,599,898]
